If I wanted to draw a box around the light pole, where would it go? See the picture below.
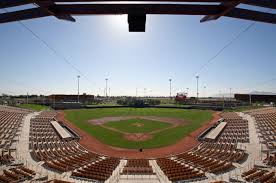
[229,88,232,108]
[148,89,153,97]
[219,90,222,107]
[144,88,146,97]
[105,78,108,98]
[229,88,232,100]
[169,79,172,99]
[77,75,80,103]
[196,76,199,102]
[223,94,225,108]
[26,92,29,104]
[186,88,189,96]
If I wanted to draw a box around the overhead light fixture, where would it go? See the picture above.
[128,13,146,32]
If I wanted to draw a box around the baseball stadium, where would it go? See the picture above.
[1,0,276,183]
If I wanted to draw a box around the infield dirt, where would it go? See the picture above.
[57,111,220,158]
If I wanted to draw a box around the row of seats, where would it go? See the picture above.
[0,106,41,183]
[218,113,249,143]
[72,158,120,181]
[0,106,31,166]
[29,111,119,181]
[0,150,14,165]
[247,107,276,166]
[156,158,205,182]
[192,142,247,163]
[0,106,30,150]
[156,112,250,182]
[122,159,155,175]
[0,165,36,183]
[241,167,276,183]
[176,152,233,174]
[264,152,276,167]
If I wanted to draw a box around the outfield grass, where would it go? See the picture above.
[17,104,49,111]
[64,108,213,149]
[223,105,264,112]
[104,119,173,133]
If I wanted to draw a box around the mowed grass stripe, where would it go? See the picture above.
[64,108,213,149]
[104,119,173,133]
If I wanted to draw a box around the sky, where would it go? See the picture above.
[0,4,276,97]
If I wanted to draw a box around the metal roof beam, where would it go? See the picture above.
[49,4,222,15]
[244,0,276,10]
[200,0,242,23]
[2,0,275,9]
[35,0,276,9]
[225,8,276,24]
[38,0,239,2]
[0,3,275,24]
[0,0,240,9]
[0,3,222,24]
[0,7,50,23]
[0,0,33,8]
[34,1,75,22]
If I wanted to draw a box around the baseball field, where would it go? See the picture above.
[64,108,213,149]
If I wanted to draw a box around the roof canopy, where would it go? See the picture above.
[1,0,275,32]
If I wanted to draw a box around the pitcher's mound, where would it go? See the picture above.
[124,133,152,142]
[132,122,144,127]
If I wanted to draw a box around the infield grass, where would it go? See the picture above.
[64,108,213,149]
[104,119,173,133]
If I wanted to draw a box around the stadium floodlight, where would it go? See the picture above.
[229,87,232,107]
[128,13,146,32]
[229,88,232,100]
[77,75,80,103]
[105,78,108,98]
[186,88,189,96]
[196,76,199,101]
[169,79,172,99]
[144,88,147,97]
[27,92,29,104]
